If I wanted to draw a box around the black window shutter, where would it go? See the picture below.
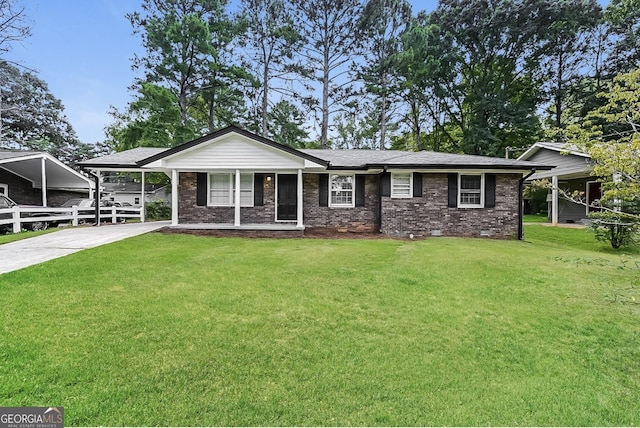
[485,173,496,208]
[196,172,208,206]
[413,172,423,197]
[355,175,366,207]
[254,174,264,206]
[380,172,391,197]
[447,174,458,208]
[319,174,329,207]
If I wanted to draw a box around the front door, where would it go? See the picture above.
[277,174,297,221]
[587,181,602,213]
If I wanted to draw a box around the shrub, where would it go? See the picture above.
[589,211,640,249]
[145,200,171,220]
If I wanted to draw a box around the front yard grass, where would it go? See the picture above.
[1,225,639,426]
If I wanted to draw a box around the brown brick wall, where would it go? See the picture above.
[176,171,521,239]
[178,172,278,224]
[380,173,520,239]
[303,174,379,232]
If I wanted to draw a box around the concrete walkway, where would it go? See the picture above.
[0,221,169,275]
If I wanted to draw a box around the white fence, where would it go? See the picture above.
[0,206,143,233]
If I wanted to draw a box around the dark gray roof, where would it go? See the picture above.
[299,149,413,168]
[78,147,168,168]
[302,149,550,170]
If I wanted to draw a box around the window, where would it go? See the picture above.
[458,174,483,208]
[330,174,354,207]
[209,173,253,207]
[391,173,412,198]
[134,197,140,205]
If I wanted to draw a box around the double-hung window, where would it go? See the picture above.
[458,174,483,208]
[391,173,412,198]
[329,174,354,207]
[209,173,254,207]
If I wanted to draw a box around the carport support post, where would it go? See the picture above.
[95,169,101,225]
[171,169,178,226]
[140,171,145,223]
[41,156,48,207]
[551,175,559,226]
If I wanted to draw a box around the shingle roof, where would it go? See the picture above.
[302,149,549,170]
[78,147,168,168]
[79,127,552,172]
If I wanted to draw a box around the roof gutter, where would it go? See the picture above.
[518,169,537,240]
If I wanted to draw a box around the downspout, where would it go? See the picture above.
[378,167,386,233]
[518,169,537,240]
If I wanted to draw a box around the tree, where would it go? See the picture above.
[0,0,31,55]
[240,0,303,138]
[105,83,197,151]
[567,69,640,247]
[357,0,412,150]
[0,61,95,165]
[605,0,640,73]
[395,0,555,157]
[266,100,309,147]
[538,0,601,132]
[126,0,252,143]
[290,0,364,149]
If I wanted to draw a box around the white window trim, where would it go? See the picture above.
[329,173,355,208]
[0,184,7,195]
[207,172,254,207]
[391,172,413,198]
[458,173,484,208]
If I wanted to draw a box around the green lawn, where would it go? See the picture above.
[523,213,549,223]
[1,226,639,426]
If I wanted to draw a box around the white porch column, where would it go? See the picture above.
[234,169,241,226]
[96,169,101,225]
[551,175,559,226]
[297,168,303,228]
[171,169,179,226]
[41,156,47,207]
[140,171,146,223]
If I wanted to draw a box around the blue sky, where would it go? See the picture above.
[5,0,605,145]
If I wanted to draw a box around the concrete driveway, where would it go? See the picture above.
[0,221,169,275]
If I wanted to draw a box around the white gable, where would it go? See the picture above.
[150,133,321,170]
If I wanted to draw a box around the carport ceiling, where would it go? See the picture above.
[0,153,92,189]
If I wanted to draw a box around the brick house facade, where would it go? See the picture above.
[81,126,551,240]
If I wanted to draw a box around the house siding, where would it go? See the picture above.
[381,173,520,239]
[526,149,591,180]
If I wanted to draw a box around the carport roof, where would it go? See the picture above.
[77,147,168,169]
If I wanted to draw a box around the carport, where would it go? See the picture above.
[0,150,94,206]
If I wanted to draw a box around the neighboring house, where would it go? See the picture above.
[518,142,599,224]
[79,126,551,239]
[0,150,94,207]
[102,181,169,207]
